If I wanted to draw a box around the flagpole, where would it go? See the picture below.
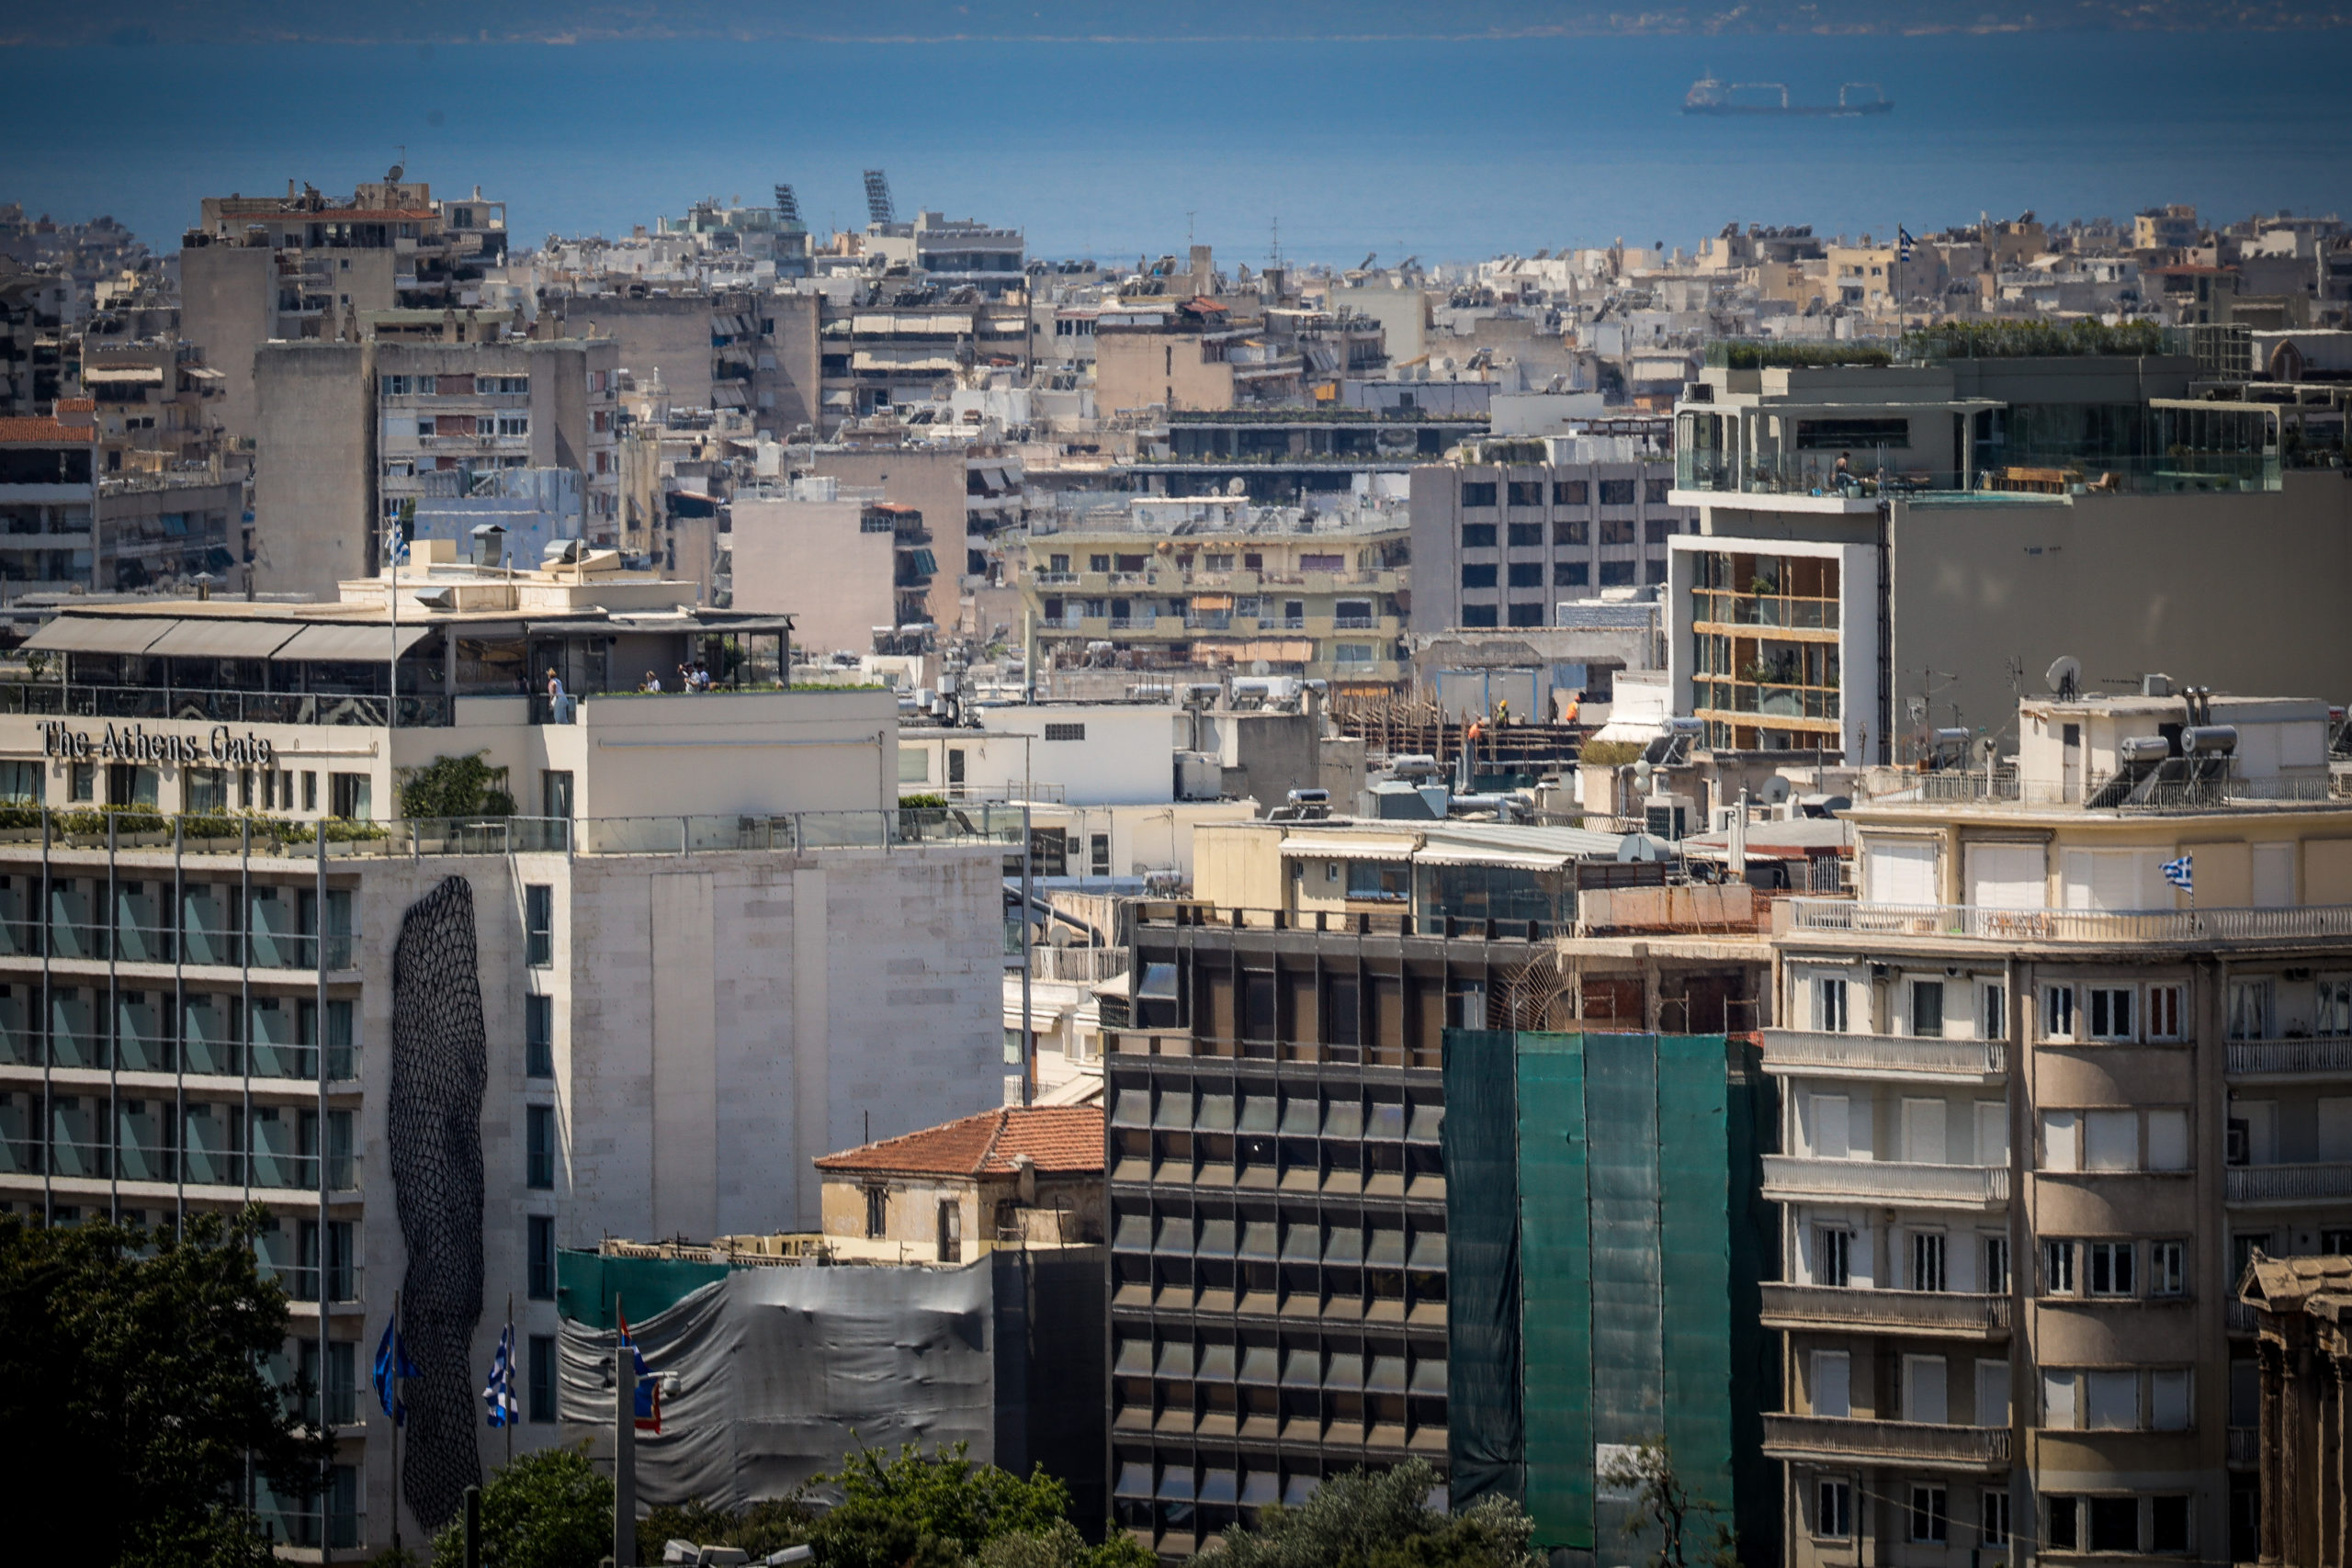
[504,1292,515,1470]
[390,1289,403,1555]
[614,1293,635,1568]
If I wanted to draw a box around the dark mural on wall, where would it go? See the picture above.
[389,874,490,1529]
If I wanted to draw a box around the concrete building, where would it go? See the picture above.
[729,481,936,657]
[0,406,236,592]
[814,1104,1105,1256]
[552,288,817,436]
[0,556,1010,1554]
[1760,688,2352,1568]
[252,331,620,599]
[179,173,507,442]
[1408,434,1697,633]
[860,209,1026,296]
[1019,495,1410,688]
[817,294,1032,423]
[1667,347,2350,761]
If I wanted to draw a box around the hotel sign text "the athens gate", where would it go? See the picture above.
[40,721,277,767]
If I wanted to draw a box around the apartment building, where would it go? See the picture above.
[729,481,938,656]
[1019,496,1410,688]
[0,557,1008,1554]
[180,172,507,440]
[1407,435,1697,634]
[1105,817,1776,1558]
[552,288,820,436]
[1668,344,2352,760]
[818,293,1033,423]
[860,209,1026,296]
[1129,412,1479,504]
[1761,687,2352,1568]
[251,331,620,598]
[80,340,227,475]
[0,406,235,592]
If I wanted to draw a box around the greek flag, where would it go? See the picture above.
[387,517,411,567]
[1898,225,1915,262]
[2161,853,2194,895]
[483,1323,518,1427]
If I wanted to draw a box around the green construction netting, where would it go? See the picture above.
[1442,1028,1524,1508]
[556,1247,729,1330]
[1443,1031,1774,1562]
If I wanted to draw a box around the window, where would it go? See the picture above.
[1908,1486,1949,1545]
[1599,517,1635,547]
[1599,479,1635,506]
[1645,478,1672,506]
[1460,523,1496,547]
[1817,976,1849,1033]
[525,995,553,1078]
[525,885,553,967]
[2086,1370,2139,1429]
[328,773,371,821]
[496,412,528,436]
[1091,833,1111,876]
[2047,1496,2081,1551]
[1978,981,2007,1039]
[2042,1110,2081,1170]
[1912,1231,1948,1292]
[2086,1109,2138,1171]
[2148,1109,2188,1171]
[1981,1490,2011,1548]
[1460,482,1498,508]
[2086,1495,2141,1551]
[526,1105,555,1190]
[1815,1481,1852,1540]
[1461,604,1498,627]
[1346,862,1409,902]
[1460,563,1497,590]
[1507,481,1544,508]
[69,762,94,803]
[1599,561,1635,587]
[1811,1350,1850,1417]
[1911,979,1945,1037]
[2043,1239,2076,1294]
[2228,978,2274,1040]
[542,771,573,820]
[2139,1238,2182,1296]
[1815,1226,1851,1287]
[526,1216,556,1299]
[1554,518,1589,545]
[2151,1369,2191,1431]
[2044,983,2080,1040]
[2151,1495,2191,1552]
[865,1186,888,1239]
[2088,1240,2134,1296]
[1554,560,1588,587]
[1553,479,1588,505]
[1089,554,1110,573]
[1984,1235,2011,1293]
[1506,603,1544,628]
[1507,562,1543,589]
[2088,986,2135,1041]
[2147,983,2184,1040]
[528,1334,557,1423]
[1043,723,1086,741]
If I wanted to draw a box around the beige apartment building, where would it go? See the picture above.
[1018,496,1409,688]
[1763,685,2352,1568]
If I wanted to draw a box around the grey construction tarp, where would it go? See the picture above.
[560,1260,998,1510]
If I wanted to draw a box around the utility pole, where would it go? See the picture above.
[614,1335,636,1568]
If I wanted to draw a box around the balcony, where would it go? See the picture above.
[1762,1155,2010,1208]
[2226,1037,2352,1080]
[0,682,452,728]
[1781,898,2352,947]
[1761,1030,2007,1082]
[2225,1162,2352,1206]
[1676,446,2279,502]
[1763,1414,2010,1470]
[1759,1283,2010,1339]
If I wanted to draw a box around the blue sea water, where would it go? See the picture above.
[5,30,2352,264]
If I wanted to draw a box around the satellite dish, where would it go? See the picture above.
[2045,655,2082,698]
[1763,777,1792,804]
[387,164,404,183]
[1251,660,1272,676]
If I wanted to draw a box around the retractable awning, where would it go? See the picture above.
[270,622,436,661]
[144,619,304,659]
[20,616,175,655]
[1277,835,1419,862]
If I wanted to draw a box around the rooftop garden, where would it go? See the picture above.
[1704,341,1894,370]
[1900,318,2173,359]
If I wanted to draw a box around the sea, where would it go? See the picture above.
[6,29,2352,265]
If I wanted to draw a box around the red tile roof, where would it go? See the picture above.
[815,1106,1102,1179]
[0,417,94,445]
[54,397,94,412]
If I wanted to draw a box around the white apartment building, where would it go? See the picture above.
[0,555,1011,1554]
[1761,687,2352,1568]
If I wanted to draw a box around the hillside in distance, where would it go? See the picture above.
[10,0,2352,45]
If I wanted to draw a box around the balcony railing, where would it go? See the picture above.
[2225,1162,2352,1204]
[1760,1030,2007,1079]
[1763,1414,2011,1468]
[1781,898,2352,946]
[2226,1037,2352,1078]
[1760,1282,2010,1337]
[1678,449,2279,500]
[1691,591,1840,631]
[1,1032,357,1083]
[0,683,451,728]
[1762,1155,2010,1206]
[1029,944,1129,985]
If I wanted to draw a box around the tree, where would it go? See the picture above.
[430,1445,613,1568]
[809,1442,1073,1568]
[1597,1438,1737,1568]
[0,1208,328,1567]
[639,1497,814,1563]
[1190,1460,1537,1568]
[396,750,517,819]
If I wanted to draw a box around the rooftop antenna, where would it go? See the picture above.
[863,170,896,227]
[773,184,799,223]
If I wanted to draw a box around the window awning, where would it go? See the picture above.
[20,615,175,654]
[270,622,436,661]
[83,365,164,384]
[1277,835,1419,862]
[144,619,304,660]
[1414,846,1572,871]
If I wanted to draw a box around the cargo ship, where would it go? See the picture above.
[1682,74,1893,117]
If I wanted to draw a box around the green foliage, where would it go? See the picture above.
[899,793,949,809]
[639,1497,815,1562]
[1576,739,1643,766]
[397,750,517,819]
[978,1517,1159,1568]
[811,1443,1074,1568]
[1709,340,1892,370]
[430,1446,613,1568]
[1901,317,2169,360]
[1191,1461,1537,1568]
[0,1206,328,1566]
[1597,1438,1737,1568]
